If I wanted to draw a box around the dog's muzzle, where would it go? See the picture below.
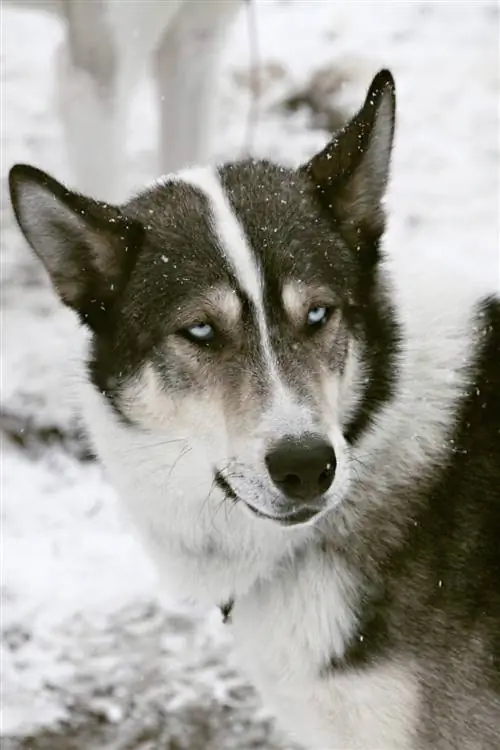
[215,433,336,527]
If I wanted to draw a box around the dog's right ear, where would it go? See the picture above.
[9,164,143,330]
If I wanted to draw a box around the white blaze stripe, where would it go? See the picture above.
[176,167,262,302]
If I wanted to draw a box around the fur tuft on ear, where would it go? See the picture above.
[9,164,143,329]
[304,69,396,242]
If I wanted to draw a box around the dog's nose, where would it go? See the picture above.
[265,435,336,503]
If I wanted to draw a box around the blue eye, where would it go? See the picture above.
[307,306,329,327]
[184,322,215,342]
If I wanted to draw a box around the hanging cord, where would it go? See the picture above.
[241,0,261,157]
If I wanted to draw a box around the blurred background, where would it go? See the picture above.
[1,1,498,748]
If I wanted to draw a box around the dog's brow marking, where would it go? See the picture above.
[282,281,305,324]
[209,286,242,326]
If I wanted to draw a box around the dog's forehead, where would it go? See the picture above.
[125,161,353,305]
[218,160,355,293]
[126,176,236,294]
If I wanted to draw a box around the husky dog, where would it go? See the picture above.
[9,70,500,749]
[9,0,242,201]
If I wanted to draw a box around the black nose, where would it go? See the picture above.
[265,435,336,503]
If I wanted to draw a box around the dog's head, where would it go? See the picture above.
[9,71,399,544]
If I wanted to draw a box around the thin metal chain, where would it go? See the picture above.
[241,0,260,158]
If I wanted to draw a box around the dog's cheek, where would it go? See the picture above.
[336,337,367,429]
[329,319,350,375]
[120,362,228,443]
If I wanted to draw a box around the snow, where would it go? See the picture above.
[1,1,498,747]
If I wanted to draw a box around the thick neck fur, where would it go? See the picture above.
[332,249,485,564]
[80,242,490,608]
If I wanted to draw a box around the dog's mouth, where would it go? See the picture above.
[246,503,321,526]
[214,471,321,527]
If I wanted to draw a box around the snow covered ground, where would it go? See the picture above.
[1,1,498,747]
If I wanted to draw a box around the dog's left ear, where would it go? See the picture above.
[303,69,396,243]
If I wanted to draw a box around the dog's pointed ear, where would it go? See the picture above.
[303,69,396,241]
[8,164,143,329]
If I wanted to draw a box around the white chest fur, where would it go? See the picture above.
[230,552,418,750]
